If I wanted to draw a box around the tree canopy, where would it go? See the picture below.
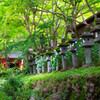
[0,0,99,58]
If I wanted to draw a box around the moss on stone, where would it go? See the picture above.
[45,51,54,56]
[58,42,69,47]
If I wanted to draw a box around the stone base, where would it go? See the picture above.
[82,64,94,68]
[62,69,67,72]
[71,67,78,70]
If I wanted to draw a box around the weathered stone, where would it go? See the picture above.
[42,65,45,73]
[28,58,37,75]
[33,64,37,75]
[69,47,78,68]
[37,67,40,74]
[59,43,69,71]
[41,56,46,73]
[68,37,78,69]
[47,61,51,73]
[92,18,100,60]
[81,25,94,66]
[45,52,53,73]
[61,55,67,70]
[56,62,59,71]
[55,47,61,71]
[28,49,37,75]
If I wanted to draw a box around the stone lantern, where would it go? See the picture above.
[28,48,37,75]
[68,32,78,68]
[35,55,41,74]
[41,56,45,73]
[58,39,69,71]
[81,25,94,66]
[45,51,54,73]
[92,18,100,60]
[40,52,46,73]
[55,47,61,71]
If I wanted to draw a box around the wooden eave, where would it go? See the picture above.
[76,12,100,37]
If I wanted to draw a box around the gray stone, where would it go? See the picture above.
[41,56,46,73]
[42,65,45,73]
[46,55,51,73]
[92,18,100,60]
[81,25,94,66]
[68,39,78,68]
[56,62,60,71]
[62,55,67,70]
[59,44,68,71]
[47,61,51,73]
[85,48,92,64]
[72,50,78,68]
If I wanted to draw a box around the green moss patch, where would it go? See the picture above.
[27,67,100,100]
[20,66,100,83]
[0,67,100,100]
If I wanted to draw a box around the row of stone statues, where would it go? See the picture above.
[28,18,100,75]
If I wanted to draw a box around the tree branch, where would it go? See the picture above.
[32,8,82,24]
[85,0,97,18]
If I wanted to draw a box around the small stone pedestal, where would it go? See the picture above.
[42,65,45,73]
[59,43,69,71]
[68,39,78,68]
[35,55,41,74]
[56,48,61,71]
[92,18,100,60]
[40,55,46,73]
[39,51,46,73]
[46,51,53,73]
[81,25,94,67]
[27,48,37,75]
[28,59,33,74]
[28,55,37,75]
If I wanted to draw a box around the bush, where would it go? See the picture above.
[1,76,33,100]
[21,63,30,74]
[0,68,21,79]
[14,89,33,100]
[0,91,12,100]
[2,77,23,95]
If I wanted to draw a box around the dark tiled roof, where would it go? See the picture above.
[76,12,100,37]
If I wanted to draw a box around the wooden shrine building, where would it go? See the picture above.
[0,52,23,70]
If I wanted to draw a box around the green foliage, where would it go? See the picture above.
[0,0,99,54]
[0,75,32,100]
[0,66,100,100]
[0,0,100,99]
[2,77,23,94]
[0,68,21,79]
[22,63,30,74]
[31,67,100,100]
[0,91,12,100]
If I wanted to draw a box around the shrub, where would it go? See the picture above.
[0,91,12,100]
[2,77,23,96]
[0,68,21,79]
[21,63,30,74]
[1,76,33,100]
